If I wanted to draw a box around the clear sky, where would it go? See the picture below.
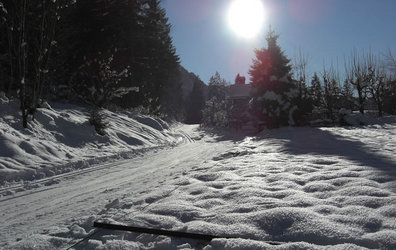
[162,0,396,84]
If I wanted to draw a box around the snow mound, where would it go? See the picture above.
[0,99,187,184]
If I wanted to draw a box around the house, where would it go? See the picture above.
[226,83,254,129]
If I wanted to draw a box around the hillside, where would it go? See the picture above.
[179,65,208,100]
[0,93,190,185]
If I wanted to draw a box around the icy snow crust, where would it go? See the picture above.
[0,97,188,184]
[6,121,396,249]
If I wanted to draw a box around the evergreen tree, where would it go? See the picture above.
[55,0,144,103]
[208,71,227,100]
[52,0,181,116]
[140,0,180,114]
[250,29,292,86]
[383,79,396,115]
[203,72,228,127]
[249,29,298,128]
[340,79,355,110]
[310,72,323,109]
[322,68,341,121]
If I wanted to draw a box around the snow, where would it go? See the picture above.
[0,97,189,185]
[262,91,283,103]
[1,97,396,249]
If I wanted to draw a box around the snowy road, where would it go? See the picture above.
[0,125,234,247]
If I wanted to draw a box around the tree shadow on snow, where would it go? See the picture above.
[260,127,396,176]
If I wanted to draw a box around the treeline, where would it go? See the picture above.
[202,29,396,128]
[294,49,396,122]
[0,0,182,127]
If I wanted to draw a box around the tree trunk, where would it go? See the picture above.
[357,84,365,114]
[378,104,383,117]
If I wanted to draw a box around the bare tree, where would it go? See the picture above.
[366,57,387,117]
[5,0,29,127]
[345,50,373,114]
[384,49,396,75]
[293,48,309,99]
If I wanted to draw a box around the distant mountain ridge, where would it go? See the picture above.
[179,65,207,100]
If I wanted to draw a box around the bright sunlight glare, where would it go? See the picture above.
[227,0,266,39]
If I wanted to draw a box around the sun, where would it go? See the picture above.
[227,0,266,39]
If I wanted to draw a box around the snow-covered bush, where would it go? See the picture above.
[202,97,228,127]
[89,109,108,136]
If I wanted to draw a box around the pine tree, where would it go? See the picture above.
[60,0,144,99]
[54,0,181,116]
[322,68,341,121]
[383,79,396,115]
[208,71,227,100]
[141,0,180,114]
[203,72,227,127]
[310,72,323,109]
[250,29,292,87]
[340,79,355,110]
[249,29,298,128]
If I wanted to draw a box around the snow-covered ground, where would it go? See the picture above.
[1,96,396,249]
[0,93,190,185]
[74,125,396,249]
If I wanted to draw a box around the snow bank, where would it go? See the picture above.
[0,98,187,184]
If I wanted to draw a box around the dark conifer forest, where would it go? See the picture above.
[0,0,183,127]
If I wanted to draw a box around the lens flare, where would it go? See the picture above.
[227,0,266,39]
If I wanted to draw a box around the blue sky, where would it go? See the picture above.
[162,0,396,84]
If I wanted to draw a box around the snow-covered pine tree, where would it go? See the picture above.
[249,29,298,128]
[208,72,227,100]
[202,72,228,127]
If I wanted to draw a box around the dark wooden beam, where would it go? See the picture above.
[93,221,220,241]
[93,221,284,245]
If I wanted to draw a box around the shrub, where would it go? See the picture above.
[89,109,108,136]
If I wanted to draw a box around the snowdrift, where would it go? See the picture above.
[0,94,187,184]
